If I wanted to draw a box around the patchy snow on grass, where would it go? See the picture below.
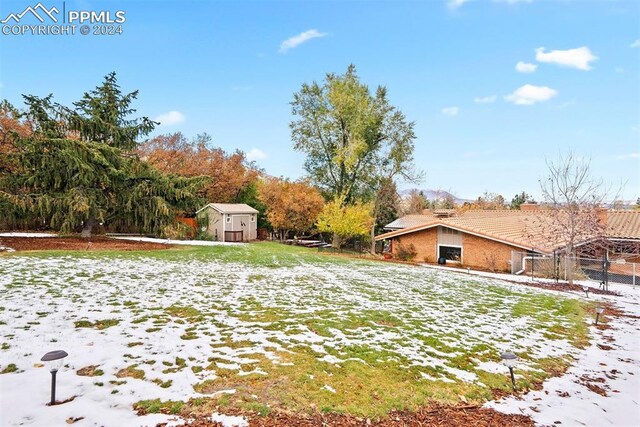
[0,245,634,425]
[486,283,640,426]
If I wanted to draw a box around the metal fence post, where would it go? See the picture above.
[531,251,534,281]
[604,252,609,292]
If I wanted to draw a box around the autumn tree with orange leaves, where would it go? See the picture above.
[138,132,260,203]
[258,178,324,240]
[0,101,32,173]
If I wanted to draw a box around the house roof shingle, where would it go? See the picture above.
[608,211,640,239]
[383,214,435,230]
[377,209,640,254]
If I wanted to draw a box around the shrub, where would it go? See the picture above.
[395,243,417,261]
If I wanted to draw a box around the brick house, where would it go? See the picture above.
[375,205,640,272]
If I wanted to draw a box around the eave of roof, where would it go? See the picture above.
[376,210,640,254]
[196,203,259,214]
[375,219,556,253]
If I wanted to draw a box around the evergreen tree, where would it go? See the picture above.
[236,180,270,229]
[373,179,399,234]
[0,73,204,237]
[510,191,532,210]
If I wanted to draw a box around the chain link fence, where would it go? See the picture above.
[511,250,638,287]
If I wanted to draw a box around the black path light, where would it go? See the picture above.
[500,352,517,390]
[41,350,68,405]
[595,306,605,325]
[583,285,589,297]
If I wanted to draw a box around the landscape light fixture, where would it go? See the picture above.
[595,306,605,325]
[40,350,68,405]
[583,286,589,297]
[500,352,517,389]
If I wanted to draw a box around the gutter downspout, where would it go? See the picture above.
[515,256,534,275]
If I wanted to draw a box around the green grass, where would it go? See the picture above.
[116,365,145,380]
[133,399,185,415]
[152,378,173,388]
[74,319,120,330]
[1,363,18,374]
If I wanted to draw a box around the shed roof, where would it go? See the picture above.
[196,203,259,214]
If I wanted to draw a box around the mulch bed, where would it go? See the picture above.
[171,405,534,427]
[0,236,175,252]
[501,279,621,297]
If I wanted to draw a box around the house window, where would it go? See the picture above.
[226,216,231,223]
[439,245,462,262]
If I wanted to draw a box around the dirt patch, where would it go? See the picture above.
[0,236,175,252]
[501,279,621,297]
[577,375,608,397]
[159,405,534,427]
[76,365,103,377]
[596,344,614,351]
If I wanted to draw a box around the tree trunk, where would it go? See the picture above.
[332,234,341,250]
[81,216,96,239]
[565,246,574,285]
[370,224,376,255]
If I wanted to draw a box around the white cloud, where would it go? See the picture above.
[631,40,640,48]
[246,148,267,161]
[474,95,497,104]
[614,67,626,74]
[447,0,471,9]
[515,61,537,73]
[535,46,598,70]
[441,106,460,116]
[504,84,558,105]
[279,29,326,53]
[616,152,639,160]
[154,111,185,126]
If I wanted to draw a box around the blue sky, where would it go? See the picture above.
[1,0,638,201]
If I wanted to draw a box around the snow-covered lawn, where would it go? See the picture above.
[487,281,640,426]
[0,243,635,426]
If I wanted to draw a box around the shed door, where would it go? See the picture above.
[232,215,250,241]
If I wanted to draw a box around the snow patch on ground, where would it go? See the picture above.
[110,236,245,246]
[210,412,248,427]
[1,251,637,426]
[0,232,58,237]
[321,384,337,394]
[486,281,640,426]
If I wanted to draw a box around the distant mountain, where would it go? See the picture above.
[398,188,471,205]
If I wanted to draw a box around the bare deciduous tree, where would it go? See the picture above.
[539,152,612,284]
